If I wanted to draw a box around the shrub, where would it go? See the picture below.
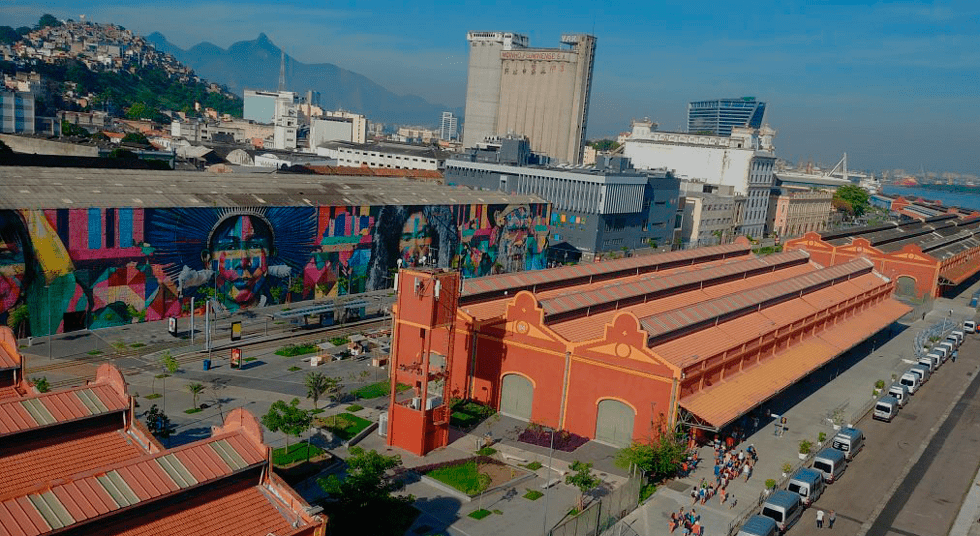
[524,461,543,471]
[518,426,588,452]
[765,478,777,490]
[317,413,372,440]
[468,509,491,520]
[476,447,497,456]
[781,462,792,474]
[875,379,885,390]
[818,432,826,443]
[799,440,812,455]
[346,404,364,412]
[275,343,319,357]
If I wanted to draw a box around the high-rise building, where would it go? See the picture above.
[462,32,596,164]
[687,97,766,137]
[439,111,458,141]
[0,91,35,134]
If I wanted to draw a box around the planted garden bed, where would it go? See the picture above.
[417,456,531,497]
[518,425,589,452]
[316,413,373,441]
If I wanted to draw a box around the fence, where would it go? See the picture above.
[549,473,642,536]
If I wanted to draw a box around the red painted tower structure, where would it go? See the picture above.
[386,268,460,455]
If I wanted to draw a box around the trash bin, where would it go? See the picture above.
[203,359,211,371]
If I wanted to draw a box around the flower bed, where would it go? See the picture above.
[518,425,589,452]
[419,456,530,497]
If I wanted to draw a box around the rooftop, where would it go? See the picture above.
[0,166,545,210]
[819,215,980,261]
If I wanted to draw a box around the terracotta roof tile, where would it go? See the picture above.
[0,431,267,536]
[0,429,146,500]
[0,384,128,438]
[0,328,20,370]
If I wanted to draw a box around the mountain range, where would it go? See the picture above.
[146,32,459,126]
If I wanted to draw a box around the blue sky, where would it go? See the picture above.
[5,1,978,174]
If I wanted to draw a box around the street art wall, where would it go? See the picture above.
[0,204,550,336]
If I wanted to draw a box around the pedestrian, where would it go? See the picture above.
[780,416,788,437]
[730,496,737,509]
[828,510,836,529]
[669,512,679,533]
[773,414,781,436]
[745,462,753,482]
[816,509,825,528]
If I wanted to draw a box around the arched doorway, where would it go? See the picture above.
[499,374,534,421]
[895,276,917,298]
[595,399,635,447]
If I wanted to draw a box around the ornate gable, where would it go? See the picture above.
[572,312,678,378]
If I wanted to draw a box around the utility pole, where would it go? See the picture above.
[190,297,195,345]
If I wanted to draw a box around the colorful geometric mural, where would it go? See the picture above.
[0,204,550,336]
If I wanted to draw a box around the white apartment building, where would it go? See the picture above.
[624,119,777,238]
[318,140,447,171]
[0,91,35,134]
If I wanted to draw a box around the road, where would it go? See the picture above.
[788,335,980,536]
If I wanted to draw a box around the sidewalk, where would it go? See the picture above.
[619,292,979,536]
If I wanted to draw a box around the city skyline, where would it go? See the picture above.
[5,0,978,174]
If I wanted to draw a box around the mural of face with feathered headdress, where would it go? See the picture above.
[204,214,274,306]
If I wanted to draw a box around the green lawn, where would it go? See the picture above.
[87,350,103,355]
[468,509,491,520]
[275,343,319,357]
[346,404,364,412]
[288,366,301,371]
[184,408,202,414]
[450,400,495,429]
[272,441,325,466]
[319,413,373,440]
[144,393,161,400]
[353,381,410,400]
[426,460,491,495]
[523,489,544,500]
[639,483,657,502]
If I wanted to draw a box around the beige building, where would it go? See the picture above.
[463,32,596,164]
[767,186,834,239]
[679,181,740,247]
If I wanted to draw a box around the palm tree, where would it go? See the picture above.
[186,383,205,410]
[306,372,339,410]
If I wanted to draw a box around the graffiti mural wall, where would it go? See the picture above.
[0,204,549,337]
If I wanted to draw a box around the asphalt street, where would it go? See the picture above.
[788,334,980,536]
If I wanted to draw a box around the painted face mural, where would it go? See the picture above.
[0,211,29,312]
[2,204,549,336]
[400,212,432,264]
[205,215,274,306]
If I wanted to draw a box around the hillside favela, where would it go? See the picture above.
[2,6,980,536]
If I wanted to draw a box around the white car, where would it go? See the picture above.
[965,320,977,334]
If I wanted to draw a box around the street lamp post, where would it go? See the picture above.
[542,427,555,536]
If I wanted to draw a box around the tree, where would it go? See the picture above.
[31,377,50,393]
[160,351,180,375]
[122,132,150,145]
[288,276,304,301]
[261,398,312,449]
[588,139,620,152]
[37,14,62,29]
[834,185,870,218]
[318,447,412,534]
[565,460,602,511]
[145,404,172,439]
[0,26,21,45]
[186,383,205,409]
[615,430,688,483]
[305,372,341,410]
[6,304,29,338]
[270,285,284,304]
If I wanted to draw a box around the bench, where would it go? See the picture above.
[502,453,528,464]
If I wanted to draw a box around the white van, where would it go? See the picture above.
[738,515,778,536]
[760,490,804,533]
[918,356,938,373]
[934,346,949,362]
[813,448,847,482]
[964,320,976,334]
[831,427,865,460]
[873,396,900,422]
[939,342,955,359]
[888,383,910,406]
[786,467,825,507]
[949,331,964,346]
[909,365,930,384]
[899,372,920,394]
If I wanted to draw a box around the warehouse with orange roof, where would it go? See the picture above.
[0,327,326,536]
[384,240,911,455]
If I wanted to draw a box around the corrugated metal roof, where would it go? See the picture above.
[539,250,810,321]
[0,384,127,437]
[0,166,545,210]
[0,432,266,536]
[461,243,752,302]
[679,298,910,428]
[640,259,875,345]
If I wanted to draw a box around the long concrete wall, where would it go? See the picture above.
[1,134,100,157]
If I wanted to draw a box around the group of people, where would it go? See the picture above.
[668,507,703,535]
[815,509,837,528]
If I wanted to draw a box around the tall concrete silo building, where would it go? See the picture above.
[462,32,596,164]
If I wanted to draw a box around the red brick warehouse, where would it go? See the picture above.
[385,241,910,456]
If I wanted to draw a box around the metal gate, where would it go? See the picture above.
[595,399,634,448]
[500,373,534,421]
